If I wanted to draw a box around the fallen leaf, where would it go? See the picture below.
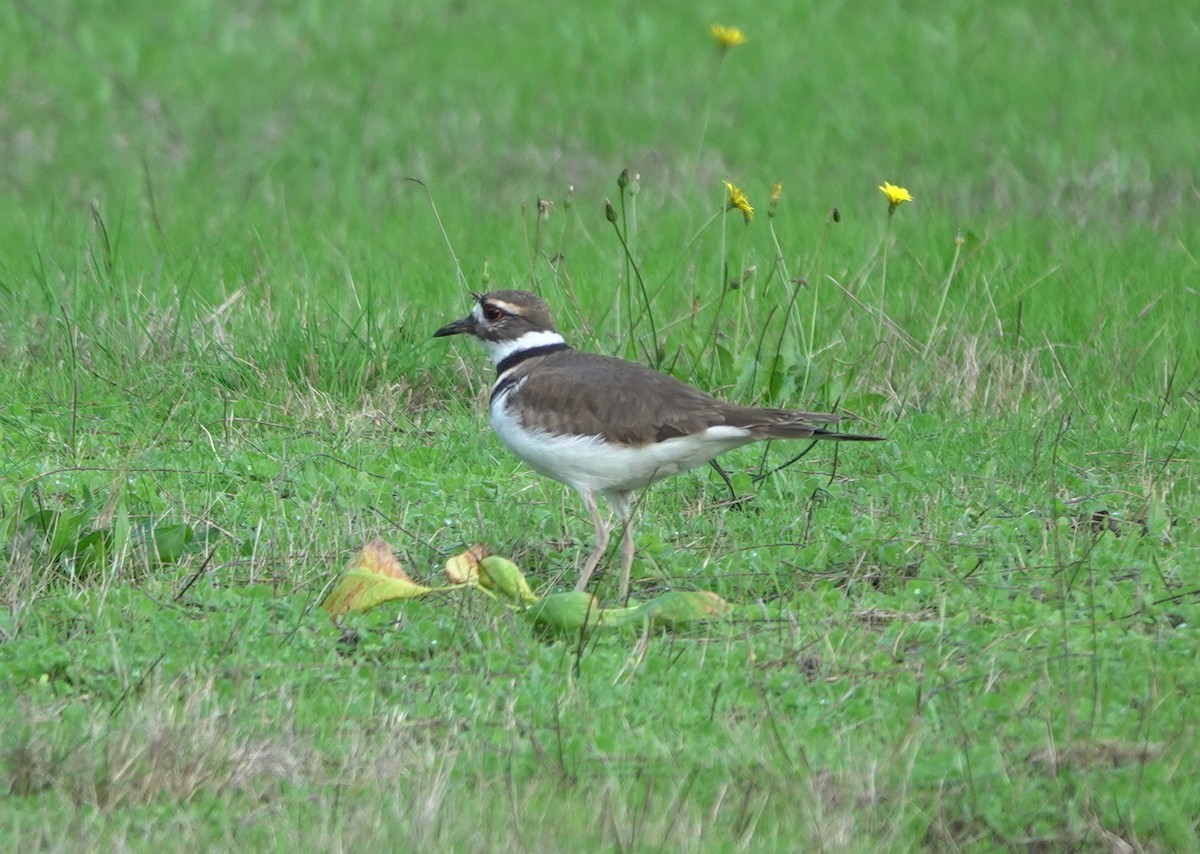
[443,543,487,585]
[478,555,538,604]
[323,540,433,619]
[525,591,604,633]
[636,590,731,625]
[357,539,416,580]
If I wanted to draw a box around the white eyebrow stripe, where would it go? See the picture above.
[487,300,521,314]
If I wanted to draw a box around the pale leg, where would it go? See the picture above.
[611,492,635,600]
[574,488,610,591]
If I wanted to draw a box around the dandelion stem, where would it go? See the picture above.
[680,211,724,259]
[704,207,730,380]
[877,212,894,341]
[692,58,726,181]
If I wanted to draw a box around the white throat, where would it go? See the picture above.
[482,329,566,368]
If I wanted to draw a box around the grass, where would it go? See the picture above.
[3,0,1199,849]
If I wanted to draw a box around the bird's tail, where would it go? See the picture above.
[810,427,885,442]
[731,406,884,442]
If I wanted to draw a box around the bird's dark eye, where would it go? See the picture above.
[483,304,504,322]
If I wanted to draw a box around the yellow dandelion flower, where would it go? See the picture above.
[710,24,747,50]
[724,181,754,223]
[879,181,914,213]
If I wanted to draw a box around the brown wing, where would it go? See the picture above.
[508,351,868,445]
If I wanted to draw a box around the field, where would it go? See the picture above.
[2,1,1199,850]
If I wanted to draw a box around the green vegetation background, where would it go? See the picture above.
[2,1,1197,849]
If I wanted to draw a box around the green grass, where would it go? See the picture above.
[3,0,1199,850]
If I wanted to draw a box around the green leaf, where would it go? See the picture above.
[525,591,605,633]
[74,528,112,573]
[634,591,731,626]
[149,523,194,565]
[478,556,538,604]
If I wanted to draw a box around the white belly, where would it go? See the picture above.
[490,386,753,495]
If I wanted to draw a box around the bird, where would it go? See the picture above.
[434,290,882,598]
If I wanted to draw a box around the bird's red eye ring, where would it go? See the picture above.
[483,304,504,322]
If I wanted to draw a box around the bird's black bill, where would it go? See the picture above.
[433,316,474,338]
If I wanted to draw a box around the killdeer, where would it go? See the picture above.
[434,290,882,598]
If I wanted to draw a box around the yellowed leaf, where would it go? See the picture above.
[355,539,415,581]
[443,544,487,585]
[323,540,433,619]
